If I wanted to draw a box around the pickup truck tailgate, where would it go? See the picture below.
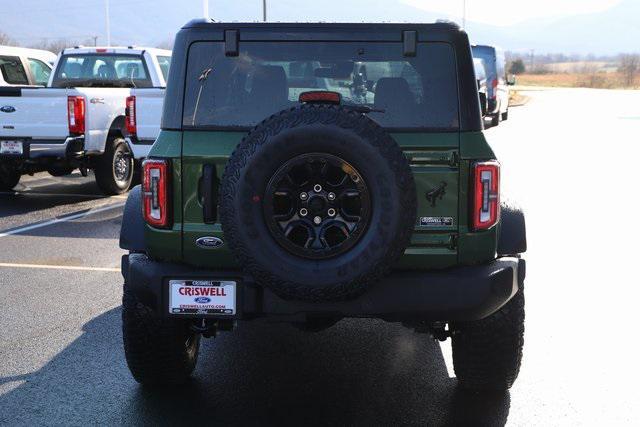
[134,89,165,142]
[0,88,69,140]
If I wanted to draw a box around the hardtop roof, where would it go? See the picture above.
[161,19,483,132]
[179,19,465,42]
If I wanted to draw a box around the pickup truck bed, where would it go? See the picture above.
[0,46,170,195]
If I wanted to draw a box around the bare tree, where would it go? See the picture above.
[620,54,640,87]
[156,38,175,50]
[24,38,95,54]
[0,31,16,46]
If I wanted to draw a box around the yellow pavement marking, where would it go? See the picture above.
[0,262,119,272]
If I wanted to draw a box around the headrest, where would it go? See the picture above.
[250,65,288,104]
[374,77,413,107]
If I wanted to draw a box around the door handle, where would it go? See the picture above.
[202,164,218,224]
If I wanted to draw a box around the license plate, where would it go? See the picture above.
[169,280,236,315]
[0,140,23,155]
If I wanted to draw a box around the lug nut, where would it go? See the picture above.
[300,192,308,201]
[328,192,336,201]
[313,184,322,193]
[313,216,322,225]
[328,208,336,217]
[299,208,308,217]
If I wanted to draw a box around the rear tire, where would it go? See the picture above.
[0,164,21,191]
[122,281,201,385]
[490,113,501,127]
[95,137,133,195]
[501,110,509,121]
[451,286,525,391]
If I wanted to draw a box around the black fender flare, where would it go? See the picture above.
[497,199,527,256]
[119,185,146,252]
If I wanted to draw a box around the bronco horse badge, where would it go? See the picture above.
[425,181,447,207]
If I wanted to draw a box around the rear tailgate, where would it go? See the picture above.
[0,87,69,140]
[133,88,165,142]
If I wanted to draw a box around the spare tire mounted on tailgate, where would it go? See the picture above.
[220,104,416,302]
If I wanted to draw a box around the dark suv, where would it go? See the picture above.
[119,21,527,391]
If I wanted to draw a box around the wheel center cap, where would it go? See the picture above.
[308,195,326,214]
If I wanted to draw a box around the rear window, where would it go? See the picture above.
[473,58,486,81]
[157,55,171,82]
[183,41,459,130]
[0,55,29,85]
[51,54,153,88]
[472,46,496,79]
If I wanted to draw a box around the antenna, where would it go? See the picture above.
[263,0,267,22]
[203,0,209,19]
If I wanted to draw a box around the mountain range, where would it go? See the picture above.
[1,0,638,55]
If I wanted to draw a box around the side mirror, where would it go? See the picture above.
[479,92,488,117]
[507,74,517,86]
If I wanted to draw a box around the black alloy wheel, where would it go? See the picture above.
[264,153,371,260]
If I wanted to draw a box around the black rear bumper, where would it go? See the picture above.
[122,253,524,322]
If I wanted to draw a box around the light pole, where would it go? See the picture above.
[263,0,267,22]
[462,0,466,29]
[105,0,111,46]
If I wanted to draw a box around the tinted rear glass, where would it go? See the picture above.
[51,54,153,88]
[0,55,29,85]
[472,46,496,78]
[183,41,459,130]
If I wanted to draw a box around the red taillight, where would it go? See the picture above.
[471,161,500,231]
[491,78,498,99]
[142,159,171,228]
[125,95,136,135]
[299,91,341,104]
[67,96,85,135]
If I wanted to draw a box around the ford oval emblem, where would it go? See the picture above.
[195,297,211,304]
[1,106,16,113]
[196,236,224,249]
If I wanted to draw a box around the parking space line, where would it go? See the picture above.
[0,262,119,272]
[0,202,125,237]
[438,341,456,379]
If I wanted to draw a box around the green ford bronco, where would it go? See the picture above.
[119,20,527,391]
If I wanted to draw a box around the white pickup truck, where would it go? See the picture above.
[0,46,170,194]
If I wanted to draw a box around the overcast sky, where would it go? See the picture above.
[399,0,622,25]
[202,0,623,25]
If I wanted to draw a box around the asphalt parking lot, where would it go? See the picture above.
[1,88,640,426]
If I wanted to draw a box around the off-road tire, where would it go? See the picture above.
[122,282,201,385]
[451,286,525,391]
[0,164,20,191]
[220,104,416,302]
[95,137,133,195]
[490,112,501,127]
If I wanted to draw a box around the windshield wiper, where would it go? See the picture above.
[343,105,385,114]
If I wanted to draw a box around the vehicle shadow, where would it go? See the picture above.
[0,308,511,426]
[0,173,112,220]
